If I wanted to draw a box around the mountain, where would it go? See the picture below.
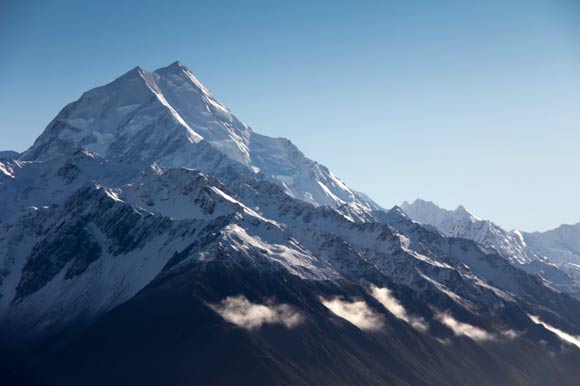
[20,61,378,212]
[401,199,580,297]
[0,150,19,159]
[2,63,580,386]
[523,223,580,265]
[523,223,580,284]
[400,199,542,264]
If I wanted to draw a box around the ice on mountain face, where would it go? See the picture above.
[400,198,563,272]
[0,182,202,331]
[153,62,252,165]
[247,134,361,207]
[400,199,580,299]
[20,64,209,166]
[222,223,338,281]
[0,149,133,223]
[21,68,156,160]
[0,161,16,179]
[121,167,241,221]
[19,62,380,213]
[401,199,542,265]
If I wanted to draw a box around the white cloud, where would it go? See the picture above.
[209,295,304,330]
[500,329,520,339]
[438,314,495,341]
[369,285,428,331]
[320,296,384,331]
[529,314,580,349]
[438,313,519,342]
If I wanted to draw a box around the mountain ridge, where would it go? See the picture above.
[401,198,580,298]
[19,62,379,212]
[2,62,580,386]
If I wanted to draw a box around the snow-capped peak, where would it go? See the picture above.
[155,60,213,97]
[455,204,480,221]
[401,198,543,264]
[165,60,187,70]
[19,61,380,212]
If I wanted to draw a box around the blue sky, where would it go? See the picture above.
[1,0,579,231]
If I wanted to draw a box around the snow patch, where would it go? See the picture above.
[420,273,476,310]
[150,88,203,144]
[225,224,334,280]
[210,187,278,225]
[317,181,345,205]
[0,161,14,178]
[98,186,123,202]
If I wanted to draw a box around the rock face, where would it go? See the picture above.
[2,63,580,386]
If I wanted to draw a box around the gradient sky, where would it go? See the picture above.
[1,0,579,231]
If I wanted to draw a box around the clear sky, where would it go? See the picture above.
[1,0,579,231]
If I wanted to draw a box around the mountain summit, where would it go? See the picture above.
[401,199,580,297]
[401,199,538,264]
[21,62,378,212]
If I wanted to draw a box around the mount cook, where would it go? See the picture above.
[1,62,580,386]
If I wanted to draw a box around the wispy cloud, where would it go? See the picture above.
[321,297,384,331]
[529,315,580,349]
[438,314,493,341]
[369,285,428,331]
[209,295,303,330]
[437,313,517,342]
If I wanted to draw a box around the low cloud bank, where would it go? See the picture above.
[438,314,494,341]
[438,313,518,342]
[321,297,384,331]
[437,314,519,342]
[210,295,303,330]
[370,286,428,331]
[529,315,580,349]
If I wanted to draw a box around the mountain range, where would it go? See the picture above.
[1,62,580,386]
[401,199,580,297]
